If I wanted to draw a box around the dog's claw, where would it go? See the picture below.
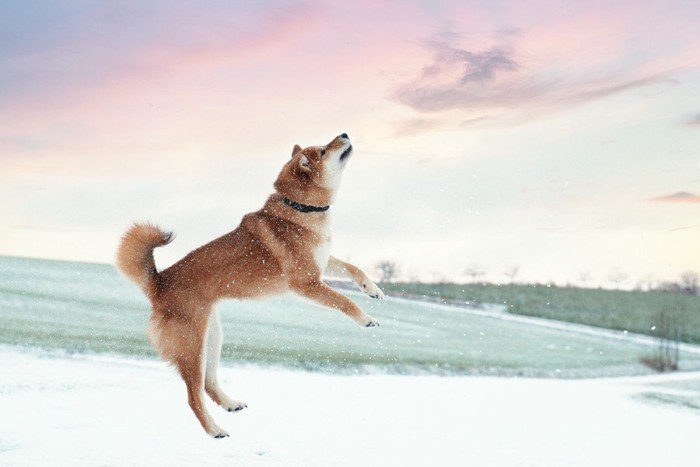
[227,403,247,412]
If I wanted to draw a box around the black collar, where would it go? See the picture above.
[283,197,330,213]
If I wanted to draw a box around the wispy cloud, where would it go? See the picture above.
[667,225,700,233]
[391,117,445,137]
[686,114,700,127]
[392,23,695,121]
[648,192,700,203]
[393,35,533,112]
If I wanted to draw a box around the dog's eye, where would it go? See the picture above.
[320,149,326,156]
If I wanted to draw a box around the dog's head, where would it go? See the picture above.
[274,133,353,207]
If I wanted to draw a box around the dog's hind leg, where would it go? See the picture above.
[165,316,228,439]
[204,309,247,413]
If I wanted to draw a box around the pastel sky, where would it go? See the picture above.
[2,0,699,286]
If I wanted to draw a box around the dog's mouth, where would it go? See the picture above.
[340,145,353,162]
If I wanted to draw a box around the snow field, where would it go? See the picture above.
[2,347,699,467]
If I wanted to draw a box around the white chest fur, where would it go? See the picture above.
[313,214,332,272]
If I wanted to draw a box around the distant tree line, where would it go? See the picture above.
[654,271,699,296]
[372,259,699,296]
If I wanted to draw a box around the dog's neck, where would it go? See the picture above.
[282,197,330,213]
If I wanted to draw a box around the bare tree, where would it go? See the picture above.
[578,271,592,287]
[464,264,484,283]
[654,272,700,296]
[608,269,629,288]
[637,274,655,292]
[375,260,399,283]
[641,309,681,372]
[656,281,682,294]
[503,266,520,284]
[680,271,699,295]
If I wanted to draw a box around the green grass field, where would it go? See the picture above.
[5,255,700,377]
[381,282,700,344]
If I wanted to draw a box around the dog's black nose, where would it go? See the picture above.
[340,133,349,139]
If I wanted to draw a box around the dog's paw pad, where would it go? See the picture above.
[225,401,247,413]
[211,428,230,439]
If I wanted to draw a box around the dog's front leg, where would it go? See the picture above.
[325,256,385,300]
[291,279,379,327]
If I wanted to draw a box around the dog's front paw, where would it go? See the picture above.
[225,400,247,413]
[363,316,380,327]
[361,281,386,300]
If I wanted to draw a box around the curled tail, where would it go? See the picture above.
[116,223,174,299]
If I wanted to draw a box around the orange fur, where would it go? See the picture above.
[116,134,383,438]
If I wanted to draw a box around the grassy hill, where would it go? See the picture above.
[380,282,700,344]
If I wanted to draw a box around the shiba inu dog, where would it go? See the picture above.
[116,133,384,438]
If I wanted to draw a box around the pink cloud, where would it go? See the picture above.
[392,1,700,123]
[142,5,325,72]
[649,192,700,203]
[0,5,349,179]
[0,4,327,129]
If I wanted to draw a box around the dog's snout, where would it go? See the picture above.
[340,133,349,139]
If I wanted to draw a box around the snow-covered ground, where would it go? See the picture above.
[2,346,699,467]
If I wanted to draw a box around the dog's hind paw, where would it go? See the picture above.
[208,426,230,439]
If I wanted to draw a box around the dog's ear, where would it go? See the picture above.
[291,144,302,158]
[297,154,312,172]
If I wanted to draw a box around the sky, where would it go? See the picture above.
[1,0,699,287]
